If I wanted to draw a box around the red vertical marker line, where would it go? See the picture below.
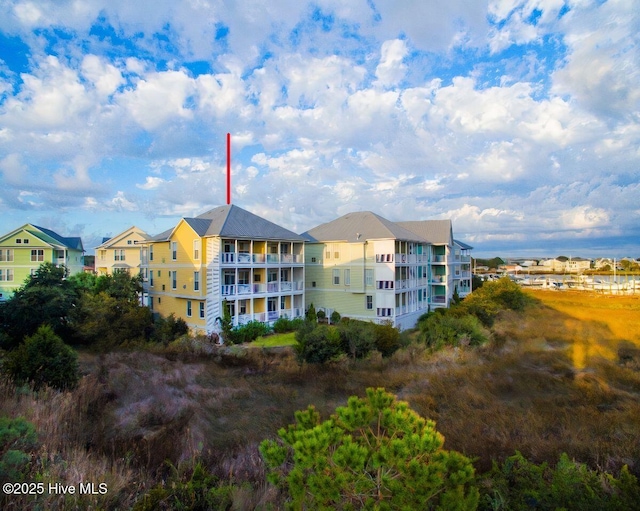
[226,133,231,205]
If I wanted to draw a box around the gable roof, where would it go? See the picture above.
[95,226,151,249]
[396,220,453,245]
[302,211,426,243]
[0,224,84,251]
[152,205,304,242]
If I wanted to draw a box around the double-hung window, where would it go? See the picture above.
[31,249,44,262]
[194,271,200,291]
[171,242,178,260]
[333,269,340,285]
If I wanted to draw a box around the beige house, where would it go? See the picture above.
[95,226,151,276]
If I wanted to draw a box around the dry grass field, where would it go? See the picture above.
[525,289,640,368]
[2,289,640,509]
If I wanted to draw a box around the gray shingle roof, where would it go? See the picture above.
[396,220,453,245]
[155,205,304,241]
[302,211,427,243]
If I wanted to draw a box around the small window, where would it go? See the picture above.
[16,239,21,244]
[127,240,132,245]
[194,271,200,291]
[333,269,340,285]
[344,269,350,286]
[171,241,178,260]
[193,240,200,260]
[23,239,29,244]
[366,296,373,310]
[199,302,205,319]
[365,269,374,286]
[187,300,192,317]
[312,281,316,287]
[311,257,317,263]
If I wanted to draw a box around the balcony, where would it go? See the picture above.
[430,296,447,304]
[223,281,304,296]
[432,255,446,263]
[221,252,303,265]
[431,275,446,283]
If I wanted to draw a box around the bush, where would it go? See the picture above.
[373,321,402,357]
[260,387,479,510]
[461,277,531,327]
[272,316,304,334]
[3,325,80,391]
[0,417,38,483]
[151,313,189,345]
[330,310,341,324]
[419,311,488,350]
[228,321,272,344]
[133,460,234,511]
[337,319,376,359]
[294,323,342,364]
[479,451,640,511]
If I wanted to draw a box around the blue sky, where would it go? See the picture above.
[0,0,638,258]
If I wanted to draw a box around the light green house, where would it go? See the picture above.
[0,224,84,301]
[302,212,472,331]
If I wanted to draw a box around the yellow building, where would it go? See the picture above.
[94,226,151,276]
[142,205,305,335]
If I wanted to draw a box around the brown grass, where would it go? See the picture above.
[2,290,639,508]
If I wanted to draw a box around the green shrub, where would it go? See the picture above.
[305,303,317,323]
[152,313,189,345]
[330,310,341,324]
[479,451,640,511]
[373,321,402,357]
[3,325,79,391]
[260,387,479,510]
[419,311,488,350]
[337,319,376,359]
[0,416,38,483]
[229,320,272,344]
[273,316,304,334]
[133,460,233,511]
[461,278,531,327]
[294,323,342,364]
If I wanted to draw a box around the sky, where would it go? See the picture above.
[0,0,639,259]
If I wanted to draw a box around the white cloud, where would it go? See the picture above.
[375,39,408,87]
[119,70,196,130]
[81,55,125,97]
[560,205,610,230]
[137,176,167,190]
[0,154,27,185]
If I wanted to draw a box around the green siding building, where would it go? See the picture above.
[302,212,472,331]
[0,224,84,301]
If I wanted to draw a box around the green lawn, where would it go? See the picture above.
[250,331,297,347]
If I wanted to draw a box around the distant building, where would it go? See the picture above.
[95,226,151,276]
[0,224,84,301]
